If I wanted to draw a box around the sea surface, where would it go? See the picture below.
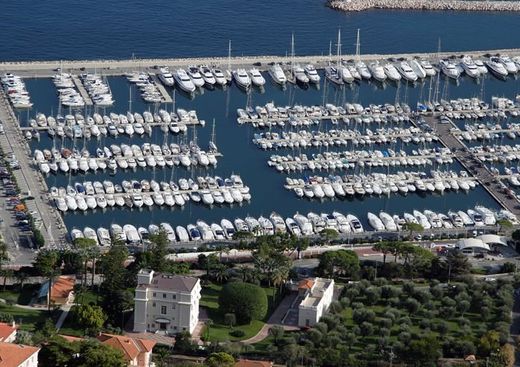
[1,0,520,61]
[4,0,520,233]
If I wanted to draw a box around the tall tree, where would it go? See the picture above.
[33,249,61,312]
[74,238,97,286]
[147,229,169,272]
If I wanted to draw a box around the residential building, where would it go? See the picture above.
[297,277,334,327]
[0,323,17,343]
[234,359,274,367]
[133,270,201,334]
[97,333,156,367]
[0,342,39,367]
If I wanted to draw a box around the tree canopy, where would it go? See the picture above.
[218,282,268,324]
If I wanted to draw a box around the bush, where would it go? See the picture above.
[229,329,245,338]
[218,282,268,324]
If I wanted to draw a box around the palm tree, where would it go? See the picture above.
[14,271,28,291]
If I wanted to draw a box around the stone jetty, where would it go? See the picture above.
[328,0,520,12]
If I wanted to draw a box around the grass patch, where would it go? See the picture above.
[0,304,46,332]
[200,282,278,342]
[0,284,39,305]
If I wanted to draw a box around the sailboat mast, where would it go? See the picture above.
[336,29,342,67]
[291,32,295,72]
[228,40,232,71]
[355,28,361,61]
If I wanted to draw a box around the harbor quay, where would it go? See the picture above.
[2,48,520,78]
[328,0,520,12]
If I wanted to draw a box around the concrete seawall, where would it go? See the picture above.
[328,0,520,12]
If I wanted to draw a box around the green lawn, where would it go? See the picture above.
[200,282,278,342]
[0,304,47,332]
[0,284,39,305]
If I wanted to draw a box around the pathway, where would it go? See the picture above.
[55,304,71,330]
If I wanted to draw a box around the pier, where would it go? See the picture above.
[150,75,173,103]
[71,75,93,106]
[422,115,520,216]
[0,90,68,248]
[3,48,520,79]
[328,0,520,12]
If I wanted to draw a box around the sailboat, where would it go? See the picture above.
[353,29,371,80]
[325,29,344,85]
[289,33,309,84]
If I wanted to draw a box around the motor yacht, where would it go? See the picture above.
[233,69,252,89]
[248,68,266,86]
[269,64,287,85]
[187,66,205,87]
[367,62,387,82]
[439,60,461,79]
[158,67,175,86]
[269,212,287,233]
[285,218,301,236]
[413,210,431,229]
[355,61,371,79]
[220,219,236,239]
[395,61,418,82]
[199,65,217,86]
[460,56,480,78]
[212,68,228,85]
[346,214,363,233]
[292,65,309,84]
[304,64,321,83]
[367,212,385,231]
[97,227,111,246]
[409,59,427,79]
[485,57,509,79]
[383,63,401,81]
[294,214,313,235]
[499,56,518,74]
[173,69,196,93]
[379,212,397,231]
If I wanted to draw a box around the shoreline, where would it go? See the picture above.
[327,0,520,12]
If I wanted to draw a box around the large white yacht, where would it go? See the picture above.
[367,61,386,82]
[173,69,196,93]
[383,63,401,81]
[304,64,321,83]
[460,56,480,78]
[211,68,228,85]
[233,69,252,89]
[187,66,205,87]
[498,55,518,74]
[439,60,461,79]
[419,60,436,76]
[395,61,418,82]
[292,65,309,84]
[367,212,385,231]
[409,60,427,79]
[199,65,217,86]
[485,57,508,79]
[248,68,266,86]
[269,64,287,85]
[355,61,372,79]
[324,65,344,85]
[158,67,175,86]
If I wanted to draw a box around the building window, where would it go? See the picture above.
[153,292,156,297]
[161,306,167,315]
[172,304,176,309]
[163,293,166,298]
[152,323,155,328]
[172,294,176,299]
[152,302,156,307]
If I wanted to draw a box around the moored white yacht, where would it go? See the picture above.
[248,68,266,86]
[395,61,418,82]
[187,66,205,87]
[269,64,287,85]
[233,69,252,89]
[367,62,386,82]
[173,69,196,93]
[439,60,461,79]
[485,57,509,79]
[409,59,427,79]
[304,64,320,83]
[158,67,175,86]
[460,56,480,79]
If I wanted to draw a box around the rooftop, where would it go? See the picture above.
[0,342,39,367]
[138,272,199,293]
[97,333,156,361]
[0,323,16,342]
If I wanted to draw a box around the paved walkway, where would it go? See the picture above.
[55,304,72,330]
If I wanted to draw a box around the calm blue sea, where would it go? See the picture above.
[1,0,520,61]
[4,0,520,232]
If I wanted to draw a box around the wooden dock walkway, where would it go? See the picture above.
[422,115,520,216]
[151,75,173,103]
[71,75,93,106]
